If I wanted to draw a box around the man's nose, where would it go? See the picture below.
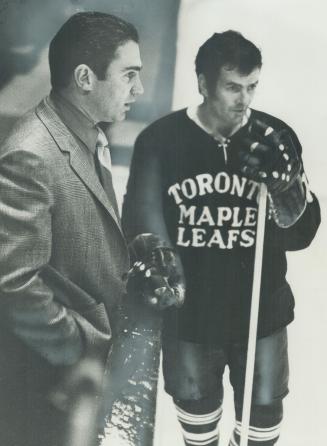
[133,75,144,96]
[238,89,250,106]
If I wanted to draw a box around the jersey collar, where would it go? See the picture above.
[186,104,251,142]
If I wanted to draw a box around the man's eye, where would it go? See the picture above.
[227,85,240,93]
[126,72,136,80]
[248,84,257,92]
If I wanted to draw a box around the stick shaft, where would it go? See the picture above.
[240,184,268,446]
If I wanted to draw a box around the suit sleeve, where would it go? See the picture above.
[122,132,173,247]
[0,148,101,366]
[266,127,321,251]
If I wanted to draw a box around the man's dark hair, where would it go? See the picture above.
[195,30,262,91]
[49,11,139,90]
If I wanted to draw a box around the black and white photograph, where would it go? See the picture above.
[0,1,325,446]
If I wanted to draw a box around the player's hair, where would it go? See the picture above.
[49,11,139,90]
[195,30,262,92]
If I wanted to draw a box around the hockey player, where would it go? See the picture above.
[122,31,321,445]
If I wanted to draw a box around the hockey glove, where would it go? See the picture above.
[125,233,185,310]
[238,119,306,227]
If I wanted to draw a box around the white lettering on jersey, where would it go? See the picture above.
[170,172,260,249]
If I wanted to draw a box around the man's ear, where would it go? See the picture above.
[73,64,96,92]
[198,73,209,98]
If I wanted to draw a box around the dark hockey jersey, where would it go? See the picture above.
[123,108,321,345]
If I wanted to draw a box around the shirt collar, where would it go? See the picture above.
[49,90,99,154]
[186,104,251,141]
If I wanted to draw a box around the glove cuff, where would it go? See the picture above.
[172,283,186,308]
[128,233,168,264]
[269,175,307,228]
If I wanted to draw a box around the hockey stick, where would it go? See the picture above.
[240,183,268,446]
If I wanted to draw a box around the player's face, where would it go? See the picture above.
[90,40,144,123]
[206,66,260,130]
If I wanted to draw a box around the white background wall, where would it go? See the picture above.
[155,1,327,445]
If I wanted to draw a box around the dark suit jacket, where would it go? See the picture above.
[0,98,129,445]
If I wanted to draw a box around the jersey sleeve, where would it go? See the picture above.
[122,130,173,247]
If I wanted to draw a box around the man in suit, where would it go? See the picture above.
[0,11,143,446]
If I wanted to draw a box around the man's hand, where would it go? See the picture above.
[125,234,185,310]
[238,119,306,227]
[239,119,301,194]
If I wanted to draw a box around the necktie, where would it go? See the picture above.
[96,127,112,171]
[95,126,120,218]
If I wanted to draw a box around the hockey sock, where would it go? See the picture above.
[229,402,283,445]
[174,398,222,446]
[229,421,282,446]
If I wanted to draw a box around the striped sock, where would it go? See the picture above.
[175,403,222,446]
[229,420,282,445]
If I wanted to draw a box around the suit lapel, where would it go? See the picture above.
[36,98,123,235]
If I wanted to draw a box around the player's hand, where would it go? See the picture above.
[238,119,301,194]
[125,234,185,310]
